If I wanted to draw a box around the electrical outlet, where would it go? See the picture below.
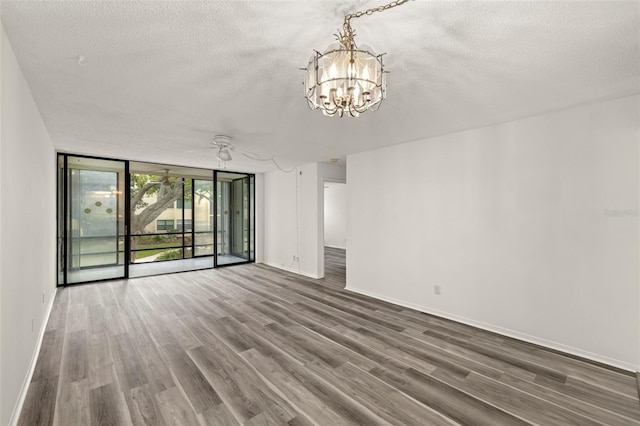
[31,318,34,332]
[434,285,441,295]
[42,292,45,303]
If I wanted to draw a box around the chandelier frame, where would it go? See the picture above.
[302,0,410,117]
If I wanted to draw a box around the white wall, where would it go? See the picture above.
[263,163,317,277]
[263,162,345,279]
[324,183,347,249]
[1,25,57,425]
[347,95,640,371]
[0,22,4,426]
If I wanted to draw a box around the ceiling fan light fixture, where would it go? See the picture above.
[303,0,410,118]
[217,148,232,162]
[212,135,234,163]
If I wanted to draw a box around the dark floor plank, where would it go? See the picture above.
[125,383,165,426]
[497,372,637,426]
[66,303,89,333]
[160,313,202,350]
[159,343,222,414]
[18,376,58,426]
[534,375,640,421]
[307,361,458,426]
[153,386,198,426]
[60,330,88,383]
[54,378,90,426]
[89,383,132,426]
[433,370,601,426]
[370,366,530,426]
[46,289,69,331]
[109,333,148,392]
[188,329,299,424]
[32,329,64,382]
[199,403,240,426]
[241,348,387,425]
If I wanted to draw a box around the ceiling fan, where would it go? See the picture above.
[187,134,295,173]
[211,135,235,162]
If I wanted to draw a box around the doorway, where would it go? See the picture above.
[323,181,346,287]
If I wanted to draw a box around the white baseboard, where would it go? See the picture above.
[346,285,638,373]
[261,261,322,280]
[9,290,57,426]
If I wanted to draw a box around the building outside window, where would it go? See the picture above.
[176,219,192,231]
[156,219,174,231]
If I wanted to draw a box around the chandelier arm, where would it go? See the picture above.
[321,96,340,115]
[353,99,370,114]
[329,90,344,114]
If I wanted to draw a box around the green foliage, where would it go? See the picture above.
[128,174,213,263]
[157,249,183,261]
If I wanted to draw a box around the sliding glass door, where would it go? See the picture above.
[215,171,254,266]
[128,162,214,277]
[61,156,127,284]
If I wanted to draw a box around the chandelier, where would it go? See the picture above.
[303,0,410,117]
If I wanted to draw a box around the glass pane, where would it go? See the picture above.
[130,166,184,263]
[65,156,126,284]
[194,179,214,231]
[194,232,213,256]
[217,179,231,260]
[130,234,184,263]
[193,178,214,257]
[231,178,245,257]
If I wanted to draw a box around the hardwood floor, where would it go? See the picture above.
[321,246,346,289]
[19,251,639,425]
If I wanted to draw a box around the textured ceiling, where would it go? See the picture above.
[1,1,638,173]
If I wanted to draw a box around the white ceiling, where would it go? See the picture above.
[1,1,638,173]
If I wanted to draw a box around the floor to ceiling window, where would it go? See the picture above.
[57,154,254,285]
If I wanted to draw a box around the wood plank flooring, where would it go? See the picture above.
[19,249,640,425]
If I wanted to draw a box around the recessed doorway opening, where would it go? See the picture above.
[323,181,346,287]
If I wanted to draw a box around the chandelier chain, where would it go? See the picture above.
[344,0,410,26]
[342,0,410,48]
